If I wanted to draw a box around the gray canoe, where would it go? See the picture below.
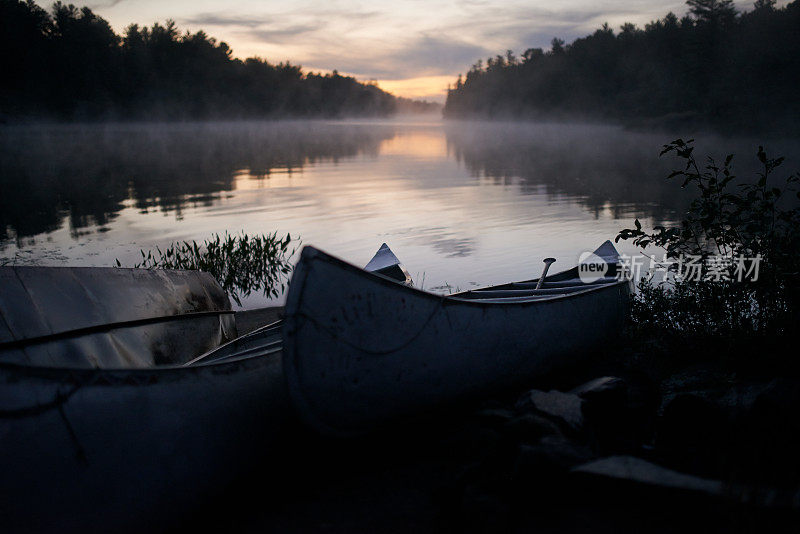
[0,245,407,530]
[0,267,288,531]
[282,241,632,435]
[0,266,238,368]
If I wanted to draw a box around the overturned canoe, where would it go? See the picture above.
[0,266,236,367]
[282,241,632,435]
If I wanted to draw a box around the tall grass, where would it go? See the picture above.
[120,231,296,305]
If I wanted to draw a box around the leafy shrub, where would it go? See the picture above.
[120,231,296,305]
[617,139,800,340]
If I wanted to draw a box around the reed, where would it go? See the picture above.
[121,231,297,305]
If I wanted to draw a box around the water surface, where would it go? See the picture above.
[1,119,793,307]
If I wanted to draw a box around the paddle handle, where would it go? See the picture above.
[535,258,557,290]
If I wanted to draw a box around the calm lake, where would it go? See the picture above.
[1,118,795,308]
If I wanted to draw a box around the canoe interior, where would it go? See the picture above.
[186,321,283,366]
[448,240,625,302]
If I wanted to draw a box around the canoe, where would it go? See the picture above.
[0,267,289,531]
[0,266,237,368]
[0,348,288,531]
[282,241,632,435]
[0,244,409,529]
[364,242,413,285]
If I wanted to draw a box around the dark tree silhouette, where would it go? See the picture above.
[753,0,777,9]
[0,1,430,120]
[444,1,800,134]
[686,0,737,25]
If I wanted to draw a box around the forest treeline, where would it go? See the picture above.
[444,0,800,134]
[0,0,430,120]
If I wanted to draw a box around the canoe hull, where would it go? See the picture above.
[0,266,236,368]
[283,247,631,435]
[0,353,288,532]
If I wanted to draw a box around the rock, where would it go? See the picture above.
[571,376,627,400]
[571,455,724,497]
[501,413,562,443]
[516,389,584,435]
[459,484,511,533]
[657,394,731,478]
[472,408,516,428]
[512,435,594,484]
[452,426,503,463]
[743,378,800,487]
[572,375,656,454]
[656,380,800,487]
[571,455,800,510]
[751,378,800,427]
[573,377,628,440]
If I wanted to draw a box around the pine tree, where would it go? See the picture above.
[686,0,738,25]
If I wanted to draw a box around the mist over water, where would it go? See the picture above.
[2,118,797,308]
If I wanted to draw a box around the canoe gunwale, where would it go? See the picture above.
[0,309,236,352]
[451,282,624,302]
[289,246,630,309]
[184,320,283,366]
[0,345,279,386]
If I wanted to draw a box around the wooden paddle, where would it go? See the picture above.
[535,258,557,290]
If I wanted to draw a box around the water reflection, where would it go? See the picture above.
[445,121,690,223]
[2,119,794,307]
[0,121,394,242]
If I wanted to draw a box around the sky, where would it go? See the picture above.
[75,0,778,102]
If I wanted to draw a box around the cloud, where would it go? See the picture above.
[447,1,693,51]
[181,8,386,49]
[298,34,491,80]
[244,24,322,42]
[181,13,267,29]
[402,35,489,75]
[290,2,682,82]
[181,8,381,30]
[451,7,620,49]
[87,0,127,8]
